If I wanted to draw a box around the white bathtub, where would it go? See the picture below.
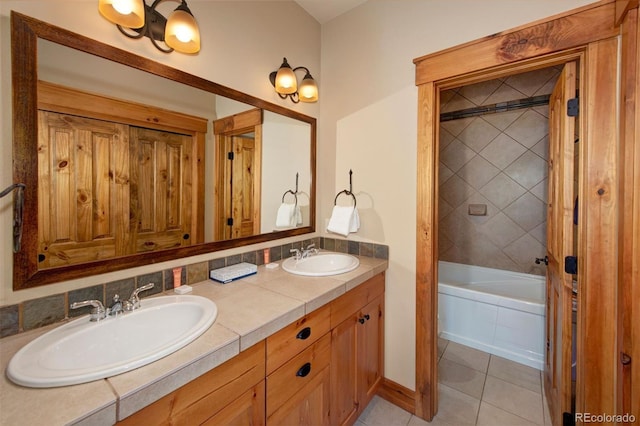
[438,261,545,370]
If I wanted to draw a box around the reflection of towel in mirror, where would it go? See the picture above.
[296,206,303,225]
[327,206,360,236]
[276,203,297,228]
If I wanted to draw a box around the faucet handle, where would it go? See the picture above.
[70,299,106,322]
[126,283,155,311]
[290,248,302,260]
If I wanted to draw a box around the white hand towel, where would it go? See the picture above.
[276,203,296,228]
[327,205,355,237]
[350,207,360,232]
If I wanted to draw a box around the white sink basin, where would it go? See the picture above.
[7,295,217,388]
[282,252,359,277]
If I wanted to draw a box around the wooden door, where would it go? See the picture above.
[229,135,259,239]
[212,109,263,241]
[37,111,130,267]
[129,127,194,253]
[358,295,384,406]
[544,61,576,425]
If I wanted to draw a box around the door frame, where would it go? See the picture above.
[413,0,634,421]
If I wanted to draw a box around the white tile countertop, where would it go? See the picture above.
[0,254,388,425]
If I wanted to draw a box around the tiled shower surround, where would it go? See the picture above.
[0,238,388,338]
[438,67,560,276]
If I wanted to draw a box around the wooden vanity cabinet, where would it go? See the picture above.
[119,272,385,425]
[330,273,385,426]
[118,341,266,426]
[266,304,332,425]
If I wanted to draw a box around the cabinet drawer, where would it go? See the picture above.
[331,272,385,328]
[266,303,330,374]
[266,332,331,418]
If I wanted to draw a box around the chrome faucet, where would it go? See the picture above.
[70,299,106,322]
[301,244,318,259]
[124,283,155,311]
[290,248,302,260]
[108,294,123,316]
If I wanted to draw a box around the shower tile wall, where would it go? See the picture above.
[438,68,560,276]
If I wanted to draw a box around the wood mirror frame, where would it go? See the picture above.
[11,12,316,290]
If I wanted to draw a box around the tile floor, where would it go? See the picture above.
[356,339,552,426]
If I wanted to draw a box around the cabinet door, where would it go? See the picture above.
[331,315,359,426]
[358,295,384,406]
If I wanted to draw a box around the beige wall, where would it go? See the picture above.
[319,0,596,391]
[0,1,320,305]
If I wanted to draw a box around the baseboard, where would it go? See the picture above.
[376,377,416,414]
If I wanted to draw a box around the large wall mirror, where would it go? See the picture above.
[11,12,316,290]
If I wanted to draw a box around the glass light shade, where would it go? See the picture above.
[165,8,201,53]
[298,75,318,103]
[275,65,297,95]
[98,0,145,28]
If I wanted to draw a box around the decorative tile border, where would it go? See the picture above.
[0,237,388,338]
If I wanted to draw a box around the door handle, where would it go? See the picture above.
[535,256,549,265]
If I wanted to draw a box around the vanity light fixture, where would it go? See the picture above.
[98,0,201,54]
[269,58,319,103]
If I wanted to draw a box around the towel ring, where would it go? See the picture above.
[334,169,357,207]
[334,190,356,207]
[281,189,298,207]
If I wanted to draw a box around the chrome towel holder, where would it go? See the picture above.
[334,169,357,207]
[0,183,26,253]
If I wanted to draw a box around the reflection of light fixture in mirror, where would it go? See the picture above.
[269,58,319,103]
[98,0,201,54]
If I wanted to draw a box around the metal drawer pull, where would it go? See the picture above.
[296,362,312,377]
[296,327,311,340]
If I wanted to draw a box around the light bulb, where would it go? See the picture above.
[112,0,133,15]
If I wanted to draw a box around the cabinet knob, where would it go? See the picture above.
[296,362,312,378]
[358,317,365,324]
[296,327,312,340]
[364,314,370,321]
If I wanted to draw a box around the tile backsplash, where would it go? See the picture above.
[0,237,388,338]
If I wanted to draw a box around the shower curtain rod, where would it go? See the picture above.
[440,94,550,122]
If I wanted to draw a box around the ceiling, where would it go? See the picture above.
[294,0,367,24]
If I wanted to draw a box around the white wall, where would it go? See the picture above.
[319,0,596,391]
[0,1,320,305]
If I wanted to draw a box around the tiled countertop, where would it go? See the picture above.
[0,254,388,425]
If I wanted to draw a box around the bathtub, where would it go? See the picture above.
[438,261,545,370]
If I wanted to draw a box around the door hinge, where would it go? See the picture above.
[227,218,234,226]
[228,151,234,160]
[564,256,578,274]
[567,98,579,117]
